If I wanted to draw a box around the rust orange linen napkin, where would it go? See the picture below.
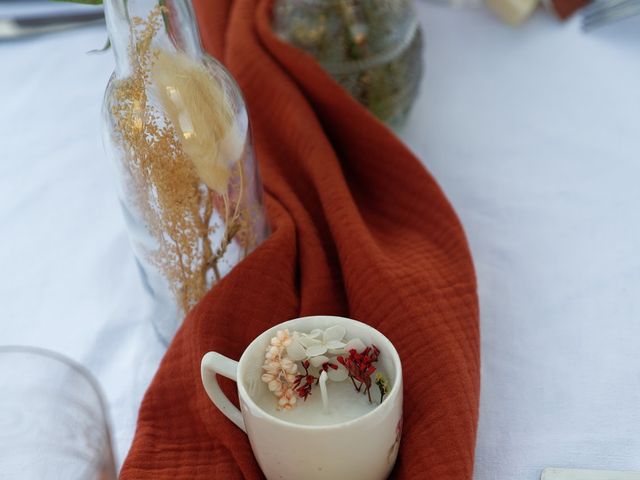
[121,1,480,478]
[550,0,590,19]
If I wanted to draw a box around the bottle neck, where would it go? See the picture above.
[104,0,204,77]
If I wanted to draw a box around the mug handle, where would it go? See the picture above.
[201,352,246,432]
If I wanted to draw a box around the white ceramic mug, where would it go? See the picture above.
[201,315,403,480]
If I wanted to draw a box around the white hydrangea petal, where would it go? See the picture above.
[286,341,307,361]
[327,364,348,382]
[305,344,328,357]
[308,329,323,339]
[324,340,346,349]
[323,325,346,343]
[345,338,366,353]
[309,355,329,367]
[299,336,322,348]
[327,347,346,355]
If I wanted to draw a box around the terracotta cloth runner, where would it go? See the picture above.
[121,1,480,478]
[550,0,589,19]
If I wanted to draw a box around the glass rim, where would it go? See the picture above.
[0,345,114,434]
[0,345,117,475]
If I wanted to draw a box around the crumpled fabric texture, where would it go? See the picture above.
[121,1,480,478]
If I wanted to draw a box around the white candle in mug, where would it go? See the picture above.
[256,324,390,426]
[254,371,385,426]
[201,315,403,480]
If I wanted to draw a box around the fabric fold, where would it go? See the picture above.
[121,0,480,478]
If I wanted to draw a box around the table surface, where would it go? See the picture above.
[1,2,639,478]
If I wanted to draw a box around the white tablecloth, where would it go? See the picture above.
[1,2,639,478]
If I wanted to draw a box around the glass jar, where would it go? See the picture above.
[102,0,269,343]
[273,0,424,128]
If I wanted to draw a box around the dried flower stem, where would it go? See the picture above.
[337,345,381,403]
[351,375,360,392]
[201,191,214,284]
[109,6,261,316]
[207,162,246,277]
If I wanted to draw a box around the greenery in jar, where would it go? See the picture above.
[273,0,423,126]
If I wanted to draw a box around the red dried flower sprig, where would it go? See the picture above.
[337,345,380,403]
[293,360,315,401]
[293,359,341,401]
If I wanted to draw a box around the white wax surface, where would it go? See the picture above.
[255,380,380,426]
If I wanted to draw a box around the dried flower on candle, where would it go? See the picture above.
[261,326,388,409]
[271,329,294,349]
[337,345,381,403]
[261,330,299,409]
[375,372,390,403]
[287,326,346,359]
[292,360,317,401]
[278,387,297,410]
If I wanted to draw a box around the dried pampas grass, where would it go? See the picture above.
[151,49,246,195]
[108,6,265,323]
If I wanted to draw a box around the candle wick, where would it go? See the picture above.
[319,370,329,414]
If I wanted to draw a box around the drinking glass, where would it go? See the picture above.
[0,346,117,479]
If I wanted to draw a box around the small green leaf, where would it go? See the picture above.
[159,0,170,33]
[88,38,111,54]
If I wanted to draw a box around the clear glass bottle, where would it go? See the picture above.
[273,0,424,128]
[102,0,269,343]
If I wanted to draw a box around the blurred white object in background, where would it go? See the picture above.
[486,0,539,24]
[0,9,104,40]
